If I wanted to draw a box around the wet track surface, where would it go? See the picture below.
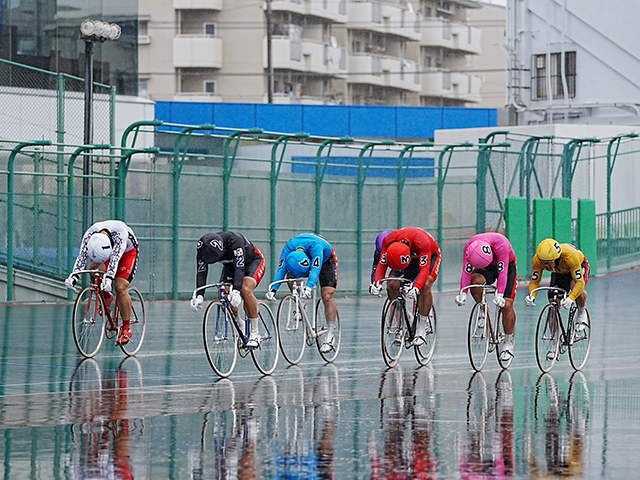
[1,270,640,478]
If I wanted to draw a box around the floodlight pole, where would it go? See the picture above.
[83,38,94,233]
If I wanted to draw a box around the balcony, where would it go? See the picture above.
[271,0,347,23]
[421,18,481,54]
[264,37,347,77]
[174,93,223,102]
[421,69,481,103]
[174,36,223,68]
[348,53,421,92]
[173,0,222,10]
[347,1,421,41]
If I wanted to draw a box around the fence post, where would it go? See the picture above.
[7,141,51,301]
[397,142,433,229]
[270,133,310,282]
[314,137,353,234]
[606,134,638,271]
[56,75,66,275]
[357,141,394,296]
[222,128,263,230]
[171,125,215,300]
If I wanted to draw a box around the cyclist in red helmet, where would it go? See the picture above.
[455,232,518,362]
[370,227,441,346]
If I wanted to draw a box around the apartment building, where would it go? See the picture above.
[139,0,484,106]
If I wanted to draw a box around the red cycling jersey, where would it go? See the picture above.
[374,227,441,290]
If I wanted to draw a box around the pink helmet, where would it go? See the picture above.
[466,239,493,269]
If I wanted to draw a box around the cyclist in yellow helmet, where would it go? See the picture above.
[524,238,589,331]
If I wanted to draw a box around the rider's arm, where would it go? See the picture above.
[270,244,293,292]
[230,244,248,291]
[494,251,510,296]
[373,246,388,283]
[412,250,432,290]
[459,247,473,291]
[528,256,544,297]
[104,230,127,280]
[305,244,323,290]
[566,251,586,300]
[371,248,381,283]
[71,229,93,274]
[196,259,209,294]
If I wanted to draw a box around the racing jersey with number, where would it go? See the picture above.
[271,233,334,291]
[72,220,138,280]
[460,232,516,295]
[196,231,256,291]
[374,227,440,290]
[528,243,586,300]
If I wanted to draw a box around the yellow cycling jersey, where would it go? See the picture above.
[528,243,586,300]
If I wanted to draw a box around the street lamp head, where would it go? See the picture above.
[81,19,121,41]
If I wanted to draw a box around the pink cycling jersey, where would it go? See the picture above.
[460,233,516,296]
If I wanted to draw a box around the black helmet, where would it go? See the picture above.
[197,233,224,264]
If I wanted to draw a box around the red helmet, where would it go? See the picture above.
[386,242,411,270]
[466,239,493,269]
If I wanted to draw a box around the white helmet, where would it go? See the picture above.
[87,233,112,263]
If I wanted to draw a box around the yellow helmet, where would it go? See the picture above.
[537,238,562,261]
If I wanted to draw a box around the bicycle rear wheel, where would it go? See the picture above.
[119,287,147,356]
[203,302,238,378]
[315,299,341,363]
[569,308,591,370]
[414,305,437,366]
[536,303,560,373]
[73,286,106,358]
[381,298,405,368]
[251,302,280,375]
[467,302,489,372]
[495,309,514,370]
[276,295,306,365]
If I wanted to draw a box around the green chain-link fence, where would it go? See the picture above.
[2,123,640,302]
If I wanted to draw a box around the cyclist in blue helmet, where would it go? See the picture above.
[266,233,338,353]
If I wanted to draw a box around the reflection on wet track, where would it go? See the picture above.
[1,270,640,478]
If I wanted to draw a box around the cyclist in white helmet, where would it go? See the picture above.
[65,220,139,345]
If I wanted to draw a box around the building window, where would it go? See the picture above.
[204,23,216,36]
[139,19,150,44]
[139,79,149,99]
[204,80,216,94]
[532,51,576,100]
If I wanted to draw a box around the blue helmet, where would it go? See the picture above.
[285,250,311,278]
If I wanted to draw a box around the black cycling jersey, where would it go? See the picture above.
[196,231,258,291]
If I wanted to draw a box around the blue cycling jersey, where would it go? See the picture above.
[271,233,333,291]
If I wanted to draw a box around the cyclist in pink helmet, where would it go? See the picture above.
[455,232,518,362]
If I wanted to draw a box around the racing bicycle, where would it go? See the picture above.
[531,286,591,373]
[463,284,513,371]
[196,283,279,378]
[269,278,342,364]
[378,277,437,368]
[69,270,146,358]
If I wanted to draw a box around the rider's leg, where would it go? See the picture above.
[469,272,488,304]
[501,299,515,335]
[241,277,261,345]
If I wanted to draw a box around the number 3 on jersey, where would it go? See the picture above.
[420,255,428,267]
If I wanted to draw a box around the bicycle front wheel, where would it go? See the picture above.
[381,298,405,368]
[73,286,106,358]
[251,302,280,375]
[536,304,560,373]
[467,302,489,372]
[276,295,307,365]
[315,299,341,363]
[203,302,238,378]
[569,308,591,371]
[414,305,437,366]
[119,287,147,356]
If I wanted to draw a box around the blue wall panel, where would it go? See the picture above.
[213,103,256,130]
[396,107,443,139]
[256,104,304,134]
[350,106,397,138]
[291,156,435,178]
[154,101,497,140]
[303,105,350,137]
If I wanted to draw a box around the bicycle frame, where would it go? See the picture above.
[268,278,319,339]
[194,283,255,346]
[378,276,419,342]
[461,284,501,348]
[530,286,575,351]
[72,269,119,331]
